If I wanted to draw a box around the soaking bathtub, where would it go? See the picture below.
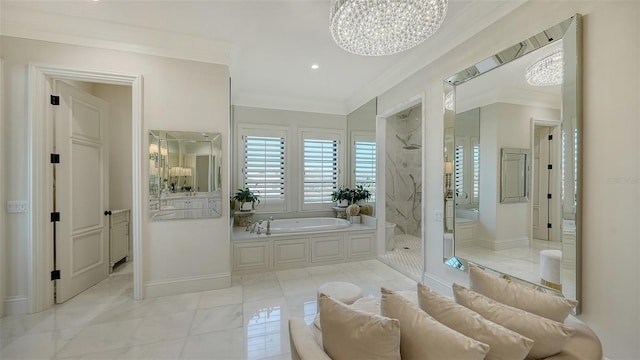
[267,217,351,234]
[232,215,376,273]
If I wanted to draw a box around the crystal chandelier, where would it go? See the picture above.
[329,0,448,56]
[525,48,564,86]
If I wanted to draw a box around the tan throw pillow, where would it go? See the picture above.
[469,265,577,322]
[318,294,400,360]
[453,284,575,360]
[380,288,489,360]
[417,283,534,360]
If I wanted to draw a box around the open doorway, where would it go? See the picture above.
[52,80,133,304]
[28,65,143,313]
[377,100,424,281]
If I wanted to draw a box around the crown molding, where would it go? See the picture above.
[1,5,231,65]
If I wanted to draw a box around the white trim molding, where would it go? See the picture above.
[28,64,143,313]
[0,58,5,318]
[4,296,29,316]
[144,273,231,299]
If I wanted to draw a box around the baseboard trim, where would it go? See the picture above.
[4,296,28,315]
[478,237,529,251]
[144,272,231,299]
[422,272,454,297]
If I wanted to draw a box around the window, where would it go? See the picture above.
[239,126,288,211]
[455,143,465,198]
[353,136,376,202]
[472,137,480,203]
[301,130,343,209]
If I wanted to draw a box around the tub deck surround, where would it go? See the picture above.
[232,216,377,273]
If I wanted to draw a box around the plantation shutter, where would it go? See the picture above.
[243,135,285,208]
[354,140,376,202]
[303,138,338,204]
[472,138,480,202]
[455,143,464,197]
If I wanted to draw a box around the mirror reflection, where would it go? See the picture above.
[149,130,223,220]
[443,15,580,310]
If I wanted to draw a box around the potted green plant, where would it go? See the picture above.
[233,187,260,211]
[331,186,352,207]
[353,185,372,206]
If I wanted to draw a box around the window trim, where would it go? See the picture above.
[351,131,376,202]
[237,124,289,212]
[299,128,345,211]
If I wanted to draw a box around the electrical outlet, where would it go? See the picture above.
[434,210,444,222]
[7,201,28,213]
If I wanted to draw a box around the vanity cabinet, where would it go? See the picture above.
[109,209,130,272]
[158,195,223,220]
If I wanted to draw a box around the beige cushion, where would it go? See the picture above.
[288,318,331,360]
[318,294,400,360]
[380,288,489,360]
[453,284,575,360]
[469,265,577,322]
[417,283,534,360]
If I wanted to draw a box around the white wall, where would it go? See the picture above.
[477,102,560,249]
[93,84,133,213]
[2,36,231,306]
[377,2,640,358]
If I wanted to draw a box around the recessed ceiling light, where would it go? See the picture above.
[311,64,319,70]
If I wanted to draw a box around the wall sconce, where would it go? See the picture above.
[444,161,453,197]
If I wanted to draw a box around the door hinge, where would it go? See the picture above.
[547,164,553,170]
[547,223,552,229]
[50,95,60,106]
[50,154,60,164]
[51,270,60,281]
[547,193,552,199]
[51,212,60,222]
[548,134,553,140]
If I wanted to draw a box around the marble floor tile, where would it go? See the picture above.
[119,338,185,359]
[190,303,243,336]
[55,318,143,358]
[1,328,78,360]
[3,259,420,360]
[181,328,244,359]
[275,268,312,281]
[278,277,320,297]
[243,280,284,303]
[198,285,243,309]
[132,310,194,346]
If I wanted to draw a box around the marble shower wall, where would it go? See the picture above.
[385,104,422,238]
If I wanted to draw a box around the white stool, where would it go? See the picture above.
[317,281,364,307]
[540,249,562,291]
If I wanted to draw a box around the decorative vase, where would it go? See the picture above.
[356,199,366,206]
[241,202,253,211]
[336,199,349,207]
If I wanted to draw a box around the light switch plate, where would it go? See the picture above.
[7,201,28,213]
[434,210,444,222]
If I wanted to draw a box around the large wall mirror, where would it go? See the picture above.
[443,15,581,311]
[149,130,223,220]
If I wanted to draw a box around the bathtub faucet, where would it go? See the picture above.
[266,218,272,235]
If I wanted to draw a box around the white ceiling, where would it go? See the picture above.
[1,0,527,115]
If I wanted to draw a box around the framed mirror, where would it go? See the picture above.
[149,130,223,220]
[443,15,581,312]
[500,148,530,203]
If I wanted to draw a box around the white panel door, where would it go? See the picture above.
[55,80,109,303]
[532,126,550,240]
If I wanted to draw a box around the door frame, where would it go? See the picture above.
[27,64,143,313]
[530,118,562,243]
[375,93,425,281]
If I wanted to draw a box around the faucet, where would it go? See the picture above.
[266,217,273,235]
